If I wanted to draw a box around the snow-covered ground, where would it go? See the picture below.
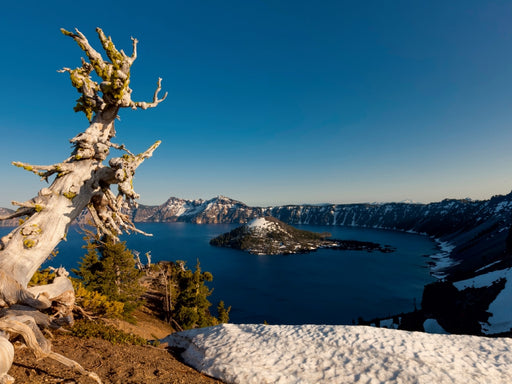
[163,323,512,384]
[454,268,512,335]
[246,217,278,233]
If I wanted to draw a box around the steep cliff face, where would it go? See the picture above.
[263,196,512,281]
[133,196,265,224]
[131,193,512,235]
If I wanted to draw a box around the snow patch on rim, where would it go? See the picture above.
[163,323,512,384]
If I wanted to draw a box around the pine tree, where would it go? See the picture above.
[74,235,144,316]
[217,300,231,324]
[172,260,218,329]
[73,237,102,289]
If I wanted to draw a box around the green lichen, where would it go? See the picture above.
[63,191,77,200]
[34,205,44,212]
[23,238,36,249]
[61,27,134,120]
[13,162,33,172]
[31,224,42,234]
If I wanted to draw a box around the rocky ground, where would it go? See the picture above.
[9,310,223,384]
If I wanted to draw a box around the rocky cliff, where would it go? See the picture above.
[133,196,263,224]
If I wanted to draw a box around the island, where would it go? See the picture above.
[209,216,395,255]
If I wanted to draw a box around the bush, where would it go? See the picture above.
[71,319,147,345]
[73,281,125,319]
[29,268,56,286]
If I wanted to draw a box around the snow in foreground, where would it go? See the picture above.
[163,324,512,384]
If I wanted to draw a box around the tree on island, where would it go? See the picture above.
[0,27,166,383]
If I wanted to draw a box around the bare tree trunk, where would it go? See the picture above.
[0,27,167,383]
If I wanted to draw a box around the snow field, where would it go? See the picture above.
[454,268,512,335]
[163,323,512,384]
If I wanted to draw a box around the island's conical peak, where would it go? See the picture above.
[246,217,283,234]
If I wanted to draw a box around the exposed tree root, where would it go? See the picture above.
[0,317,102,383]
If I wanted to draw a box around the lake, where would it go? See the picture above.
[0,223,438,325]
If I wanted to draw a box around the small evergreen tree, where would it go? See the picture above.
[217,300,231,324]
[171,260,222,329]
[74,235,144,317]
[73,237,102,289]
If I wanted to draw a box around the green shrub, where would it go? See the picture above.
[73,281,125,319]
[71,319,147,345]
[29,268,56,286]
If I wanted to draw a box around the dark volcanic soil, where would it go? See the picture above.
[9,309,223,384]
[10,333,223,384]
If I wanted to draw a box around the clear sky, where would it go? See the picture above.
[1,1,512,207]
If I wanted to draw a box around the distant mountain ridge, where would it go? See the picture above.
[130,193,512,280]
[133,195,259,224]
[132,194,512,235]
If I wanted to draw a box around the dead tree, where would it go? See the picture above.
[0,27,167,383]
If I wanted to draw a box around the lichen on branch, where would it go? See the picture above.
[59,27,167,121]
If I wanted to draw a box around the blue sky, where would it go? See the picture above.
[1,1,512,207]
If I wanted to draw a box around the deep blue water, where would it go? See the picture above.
[0,223,438,325]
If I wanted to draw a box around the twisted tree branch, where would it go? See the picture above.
[130,78,168,110]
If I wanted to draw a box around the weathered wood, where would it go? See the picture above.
[0,334,14,384]
[0,27,166,383]
[0,317,102,383]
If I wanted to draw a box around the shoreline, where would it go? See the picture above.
[428,238,458,279]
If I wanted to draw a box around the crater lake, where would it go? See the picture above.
[1,223,439,324]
